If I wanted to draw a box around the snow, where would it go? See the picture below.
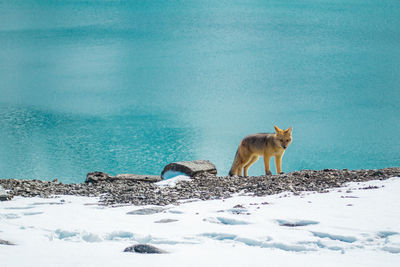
[1,177,400,267]
[155,174,191,187]
[161,170,189,180]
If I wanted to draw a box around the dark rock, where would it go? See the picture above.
[373,170,384,176]
[111,174,161,183]
[161,160,217,178]
[85,172,110,183]
[0,239,15,245]
[124,244,166,254]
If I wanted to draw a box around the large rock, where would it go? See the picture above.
[85,172,110,183]
[0,185,12,201]
[123,244,166,254]
[161,160,217,178]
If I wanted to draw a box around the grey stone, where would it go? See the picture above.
[85,172,110,183]
[127,207,165,215]
[161,160,217,178]
[111,174,161,183]
[124,244,167,254]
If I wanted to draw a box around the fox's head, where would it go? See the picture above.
[274,125,292,150]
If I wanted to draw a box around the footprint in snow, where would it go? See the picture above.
[377,231,399,238]
[311,231,357,243]
[126,207,166,215]
[23,211,44,216]
[203,217,250,225]
[4,206,35,210]
[276,219,319,227]
[0,213,21,219]
[154,219,179,223]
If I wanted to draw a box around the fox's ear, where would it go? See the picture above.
[285,126,293,134]
[274,125,283,133]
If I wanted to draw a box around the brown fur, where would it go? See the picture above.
[229,126,292,177]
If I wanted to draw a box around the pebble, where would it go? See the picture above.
[0,168,399,206]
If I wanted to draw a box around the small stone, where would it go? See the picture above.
[373,171,384,176]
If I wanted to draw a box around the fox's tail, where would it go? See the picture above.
[228,149,240,176]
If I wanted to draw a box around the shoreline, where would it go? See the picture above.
[1,167,399,206]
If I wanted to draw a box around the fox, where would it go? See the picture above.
[229,125,293,177]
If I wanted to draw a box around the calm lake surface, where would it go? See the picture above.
[1,0,399,183]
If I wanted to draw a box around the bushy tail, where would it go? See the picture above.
[228,149,240,176]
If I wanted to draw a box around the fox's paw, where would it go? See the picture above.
[279,172,285,175]
[265,171,272,176]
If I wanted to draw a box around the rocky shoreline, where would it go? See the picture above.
[0,167,399,206]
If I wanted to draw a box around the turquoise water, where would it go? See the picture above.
[1,0,399,183]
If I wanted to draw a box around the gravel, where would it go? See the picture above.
[0,168,399,206]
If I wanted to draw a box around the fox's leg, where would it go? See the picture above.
[237,157,250,177]
[231,164,240,176]
[237,167,243,177]
[244,156,258,177]
[231,168,238,176]
[275,155,283,174]
[263,156,272,175]
[238,161,247,176]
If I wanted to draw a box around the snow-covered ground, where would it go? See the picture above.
[1,177,400,267]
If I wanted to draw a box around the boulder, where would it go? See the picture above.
[0,185,12,201]
[123,244,166,254]
[161,160,217,179]
[85,172,110,183]
[111,174,161,183]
